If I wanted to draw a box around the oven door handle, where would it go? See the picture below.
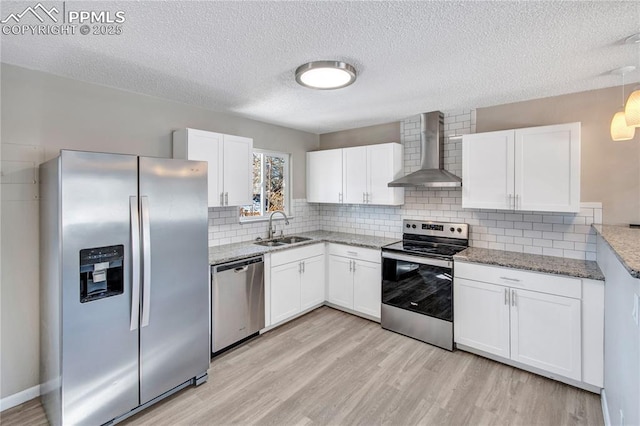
[382,251,452,269]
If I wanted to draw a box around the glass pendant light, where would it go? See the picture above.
[624,33,640,127]
[611,66,636,141]
[625,87,640,127]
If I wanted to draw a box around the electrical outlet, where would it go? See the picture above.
[633,294,639,327]
[620,409,624,426]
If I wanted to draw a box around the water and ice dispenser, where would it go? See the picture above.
[79,245,124,303]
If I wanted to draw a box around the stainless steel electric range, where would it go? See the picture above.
[381,220,469,351]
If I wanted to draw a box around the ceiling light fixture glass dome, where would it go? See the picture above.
[295,61,357,90]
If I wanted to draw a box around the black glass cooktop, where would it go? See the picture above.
[383,239,467,259]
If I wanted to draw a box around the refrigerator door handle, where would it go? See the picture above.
[130,196,141,331]
[141,196,152,328]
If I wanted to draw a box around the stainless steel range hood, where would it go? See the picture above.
[388,111,462,188]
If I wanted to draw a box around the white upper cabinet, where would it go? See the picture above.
[462,122,580,213]
[462,130,514,210]
[514,124,580,212]
[366,143,404,206]
[343,146,368,204]
[221,134,253,207]
[307,142,404,205]
[307,149,344,203]
[173,128,252,207]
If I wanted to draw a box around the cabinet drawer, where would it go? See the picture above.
[455,261,581,299]
[328,244,380,263]
[271,243,325,267]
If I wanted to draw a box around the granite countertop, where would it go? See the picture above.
[209,230,398,265]
[592,224,640,279]
[453,247,604,281]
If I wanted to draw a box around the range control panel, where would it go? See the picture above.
[403,220,469,240]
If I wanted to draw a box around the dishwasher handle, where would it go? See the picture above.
[214,256,263,273]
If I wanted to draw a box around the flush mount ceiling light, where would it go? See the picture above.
[624,33,640,127]
[295,61,357,90]
[610,66,636,141]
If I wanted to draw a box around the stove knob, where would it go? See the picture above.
[412,224,416,229]
[449,227,455,232]
[406,224,410,228]
[457,228,462,233]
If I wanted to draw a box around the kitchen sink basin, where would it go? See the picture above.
[254,240,287,247]
[275,236,312,244]
[254,236,312,247]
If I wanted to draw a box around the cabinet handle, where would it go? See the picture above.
[220,193,224,206]
[338,192,343,203]
[348,260,352,272]
[352,261,356,273]
[363,192,366,203]
[500,276,520,282]
[302,261,305,273]
[225,192,229,205]
[347,251,358,256]
[508,194,513,209]
[511,289,517,307]
[504,288,509,305]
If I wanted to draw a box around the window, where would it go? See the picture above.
[240,150,290,220]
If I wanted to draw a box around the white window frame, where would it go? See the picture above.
[239,149,291,222]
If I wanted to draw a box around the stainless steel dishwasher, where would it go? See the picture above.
[211,256,265,355]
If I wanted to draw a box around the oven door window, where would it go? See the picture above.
[382,257,452,321]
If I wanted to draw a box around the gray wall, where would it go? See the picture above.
[477,86,640,226]
[319,121,400,149]
[0,63,318,399]
[597,237,640,426]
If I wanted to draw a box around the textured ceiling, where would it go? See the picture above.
[1,1,639,133]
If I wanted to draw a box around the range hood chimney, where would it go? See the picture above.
[388,111,462,188]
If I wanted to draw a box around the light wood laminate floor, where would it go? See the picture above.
[1,307,603,425]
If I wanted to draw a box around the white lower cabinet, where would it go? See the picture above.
[327,244,381,321]
[271,261,303,324]
[454,261,602,389]
[300,255,325,311]
[269,244,325,325]
[353,260,382,318]
[454,278,510,359]
[510,288,581,380]
[267,243,382,326]
[328,255,354,309]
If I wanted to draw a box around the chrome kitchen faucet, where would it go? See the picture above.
[268,210,289,239]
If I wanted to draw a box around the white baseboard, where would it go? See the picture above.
[601,389,611,426]
[0,384,40,412]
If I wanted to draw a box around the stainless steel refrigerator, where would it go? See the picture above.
[39,150,210,426]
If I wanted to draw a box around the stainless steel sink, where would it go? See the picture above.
[254,240,287,247]
[276,236,312,244]
[254,236,312,247]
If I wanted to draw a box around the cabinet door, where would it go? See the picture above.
[343,146,368,204]
[300,255,325,311]
[462,131,514,210]
[307,150,344,203]
[180,130,223,207]
[454,278,510,358]
[514,123,580,213]
[327,255,354,309]
[367,143,404,206]
[222,135,253,206]
[510,288,581,380]
[353,260,381,319]
[271,262,301,324]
